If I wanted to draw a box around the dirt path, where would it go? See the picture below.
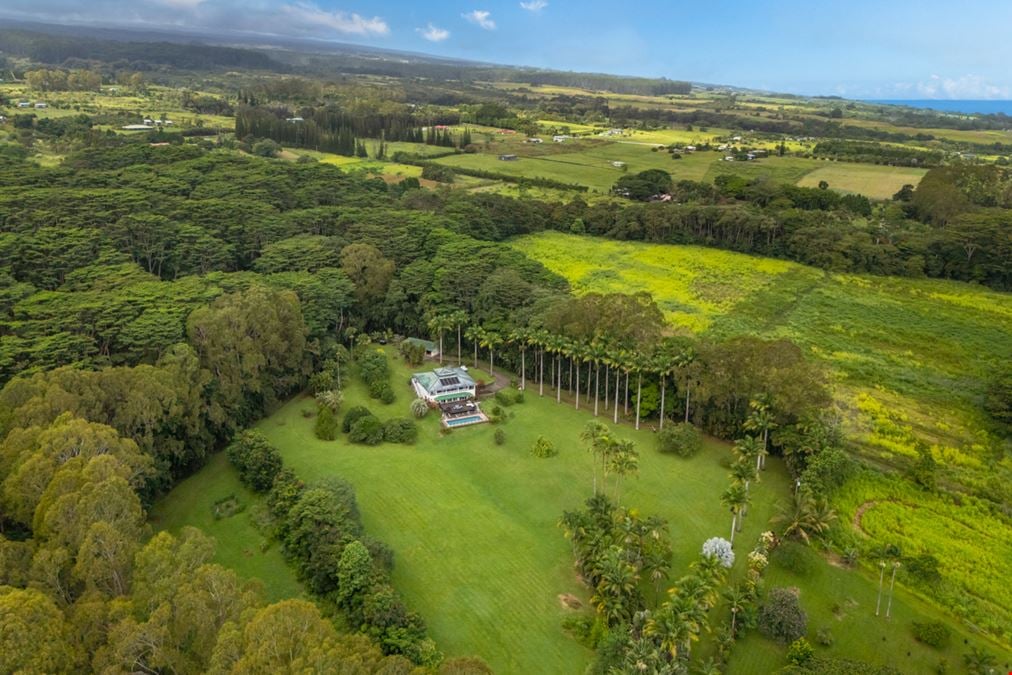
[852,500,877,532]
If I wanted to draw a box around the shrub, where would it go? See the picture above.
[410,398,430,419]
[656,423,703,457]
[343,406,374,433]
[912,621,951,649]
[494,388,523,406]
[905,553,942,585]
[349,415,384,445]
[816,626,834,647]
[786,637,815,666]
[531,435,557,458]
[226,430,283,492]
[382,418,417,444]
[494,428,506,445]
[314,406,340,440]
[369,379,395,403]
[758,587,807,644]
[772,541,817,577]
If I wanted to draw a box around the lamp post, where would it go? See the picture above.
[875,561,887,616]
[885,561,901,618]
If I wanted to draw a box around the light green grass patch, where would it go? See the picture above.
[797,163,928,199]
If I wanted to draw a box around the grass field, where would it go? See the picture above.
[796,163,928,199]
[153,346,1008,671]
[242,353,790,673]
[512,232,1012,649]
[150,451,304,603]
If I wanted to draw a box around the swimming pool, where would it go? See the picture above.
[445,415,484,427]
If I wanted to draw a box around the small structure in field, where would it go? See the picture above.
[553,134,571,143]
[499,154,519,161]
[17,101,31,108]
[286,116,304,123]
[611,161,626,168]
[34,102,48,109]
[525,137,543,143]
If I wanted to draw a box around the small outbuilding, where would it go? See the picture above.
[499,154,519,161]
[403,337,440,359]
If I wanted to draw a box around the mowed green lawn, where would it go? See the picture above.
[796,163,928,199]
[245,354,790,673]
[150,451,304,603]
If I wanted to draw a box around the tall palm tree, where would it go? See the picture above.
[533,329,548,397]
[426,312,453,365]
[773,490,837,544]
[735,434,764,476]
[450,309,468,365]
[509,328,530,390]
[744,396,777,470]
[720,482,747,546]
[730,457,757,520]
[608,441,639,505]
[465,324,483,369]
[481,330,502,377]
[633,355,646,431]
[587,340,607,417]
[547,334,567,404]
[723,585,750,638]
[581,421,611,495]
[571,340,586,410]
[674,346,697,423]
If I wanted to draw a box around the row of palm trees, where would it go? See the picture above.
[425,313,703,430]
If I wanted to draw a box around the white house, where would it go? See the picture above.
[552,135,571,143]
[17,101,31,108]
[34,102,48,109]
[411,366,476,404]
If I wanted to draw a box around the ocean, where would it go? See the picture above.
[866,100,1012,116]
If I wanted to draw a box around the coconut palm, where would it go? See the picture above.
[774,490,838,544]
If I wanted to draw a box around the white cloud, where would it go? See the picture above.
[912,74,1010,99]
[520,0,547,12]
[279,2,388,36]
[463,9,495,30]
[0,1,390,39]
[417,22,449,42]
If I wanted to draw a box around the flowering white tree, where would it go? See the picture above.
[702,537,735,568]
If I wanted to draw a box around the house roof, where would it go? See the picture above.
[413,366,476,395]
[404,337,437,351]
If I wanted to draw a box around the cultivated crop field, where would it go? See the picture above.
[796,163,928,199]
[513,232,1012,646]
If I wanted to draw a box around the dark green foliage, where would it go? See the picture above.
[531,436,557,458]
[613,169,673,201]
[758,587,807,644]
[494,428,506,445]
[494,388,523,406]
[816,627,834,646]
[343,406,374,433]
[381,418,417,444]
[782,657,901,674]
[314,406,340,441]
[904,553,942,585]
[772,542,817,577]
[226,430,283,493]
[349,415,384,445]
[786,637,815,666]
[911,621,951,649]
[655,423,703,457]
[421,164,456,183]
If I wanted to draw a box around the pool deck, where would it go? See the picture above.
[441,411,489,428]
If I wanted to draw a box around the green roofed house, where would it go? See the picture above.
[403,337,440,359]
[412,366,476,403]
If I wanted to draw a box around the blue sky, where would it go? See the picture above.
[2,0,1011,98]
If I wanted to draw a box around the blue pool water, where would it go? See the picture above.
[446,415,483,427]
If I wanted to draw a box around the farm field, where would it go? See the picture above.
[796,162,928,199]
[512,232,1012,647]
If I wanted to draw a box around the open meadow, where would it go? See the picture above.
[796,162,928,199]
